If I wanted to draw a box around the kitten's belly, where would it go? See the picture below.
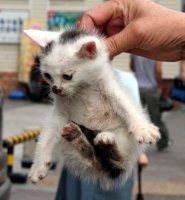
[69,89,124,131]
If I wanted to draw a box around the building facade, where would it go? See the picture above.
[0,0,183,95]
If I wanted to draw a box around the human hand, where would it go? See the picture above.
[180,61,185,81]
[79,0,185,61]
[138,153,149,168]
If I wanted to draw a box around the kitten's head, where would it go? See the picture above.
[25,28,108,97]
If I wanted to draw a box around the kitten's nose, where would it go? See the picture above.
[52,85,62,94]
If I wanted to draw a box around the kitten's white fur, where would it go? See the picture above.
[25,28,160,190]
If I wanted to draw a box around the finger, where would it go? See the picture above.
[79,1,116,29]
[106,18,124,36]
[77,14,95,30]
[105,25,138,58]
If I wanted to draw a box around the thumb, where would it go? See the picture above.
[105,26,137,58]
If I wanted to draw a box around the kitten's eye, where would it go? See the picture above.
[62,74,73,81]
[43,73,52,81]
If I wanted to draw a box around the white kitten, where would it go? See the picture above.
[25,28,160,190]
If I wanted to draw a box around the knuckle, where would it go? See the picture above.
[130,21,146,44]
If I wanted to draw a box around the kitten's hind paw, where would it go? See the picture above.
[94,132,115,146]
[132,123,161,144]
[62,123,82,142]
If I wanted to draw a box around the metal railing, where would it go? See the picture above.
[3,129,41,183]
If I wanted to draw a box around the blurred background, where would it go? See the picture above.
[0,0,185,200]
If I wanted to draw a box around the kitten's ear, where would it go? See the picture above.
[77,41,97,59]
[24,29,60,47]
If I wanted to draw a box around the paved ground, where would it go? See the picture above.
[138,108,185,196]
[143,195,185,200]
[10,184,56,200]
[2,98,185,200]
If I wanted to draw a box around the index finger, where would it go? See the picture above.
[79,1,116,29]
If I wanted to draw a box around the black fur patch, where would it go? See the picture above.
[42,41,54,55]
[73,122,124,179]
[77,123,99,143]
[94,143,124,179]
[59,29,87,44]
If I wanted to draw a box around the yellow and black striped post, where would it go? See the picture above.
[7,146,14,175]
[3,129,41,183]
[3,128,41,148]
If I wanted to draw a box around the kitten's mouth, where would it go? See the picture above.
[55,90,67,97]
[58,93,68,97]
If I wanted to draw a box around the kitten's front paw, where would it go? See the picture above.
[131,123,161,144]
[28,160,51,184]
[94,132,115,146]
